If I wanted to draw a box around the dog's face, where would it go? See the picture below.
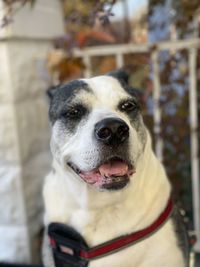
[48,70,147,191]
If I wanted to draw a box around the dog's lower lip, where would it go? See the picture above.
[102,176,129,190]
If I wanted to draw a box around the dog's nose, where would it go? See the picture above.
[94,118,129,145]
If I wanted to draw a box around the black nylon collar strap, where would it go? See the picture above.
[48,198,173,267]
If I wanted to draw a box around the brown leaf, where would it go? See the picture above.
[77,29,115,47]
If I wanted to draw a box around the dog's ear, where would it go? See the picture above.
[107,69,130,85]
[46,86,59,100]
[108,69,145,106]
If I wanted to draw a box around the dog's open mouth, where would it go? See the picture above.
[68,157,135,190]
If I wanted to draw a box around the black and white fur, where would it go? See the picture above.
[43,70,188,267]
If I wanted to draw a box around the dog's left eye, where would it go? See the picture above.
[120,101,138,112]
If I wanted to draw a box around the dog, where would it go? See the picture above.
[42,70,188,267]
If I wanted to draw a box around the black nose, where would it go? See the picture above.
[94,117,129,146]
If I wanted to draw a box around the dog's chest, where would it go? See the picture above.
[68,202,143,249]
[68,210,185,267]
[68,207,121,246]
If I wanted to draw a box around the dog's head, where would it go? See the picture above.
[48,70,147,191]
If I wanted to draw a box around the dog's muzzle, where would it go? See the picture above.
[67,118,133,190]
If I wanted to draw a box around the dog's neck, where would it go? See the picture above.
[44,132,171,245]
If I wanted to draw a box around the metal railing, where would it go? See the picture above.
[74,38,200,252]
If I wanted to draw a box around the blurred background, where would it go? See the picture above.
[0,0,199,266]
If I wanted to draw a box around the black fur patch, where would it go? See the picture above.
[117,97,142,132]
[48,80,91,124]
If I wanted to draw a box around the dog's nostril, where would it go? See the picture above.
[96,127,111,140]
[117,125,129,139]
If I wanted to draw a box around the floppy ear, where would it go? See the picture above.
[46,86,59,100]
[107,69,130,85]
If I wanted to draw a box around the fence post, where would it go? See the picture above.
[189,47,200,252]
[116,53,124,68]
[83,54,92,78]
[151,50,163,161]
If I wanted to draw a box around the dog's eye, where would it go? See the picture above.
[68,108,80,117]
[62,105,87,120]
[66,107,83,119]
[120,101,138,112]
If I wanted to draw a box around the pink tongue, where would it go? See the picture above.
[79,161,130,185]
[99,161,128,177]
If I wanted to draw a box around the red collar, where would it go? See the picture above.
[49,197,173,264]
[80,197,173,260]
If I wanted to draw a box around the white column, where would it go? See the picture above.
[0,0,65,263]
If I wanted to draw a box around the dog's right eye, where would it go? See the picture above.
[61,105,86,120]
[67,108,80,118]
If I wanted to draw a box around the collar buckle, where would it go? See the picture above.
[48,223,89,267]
